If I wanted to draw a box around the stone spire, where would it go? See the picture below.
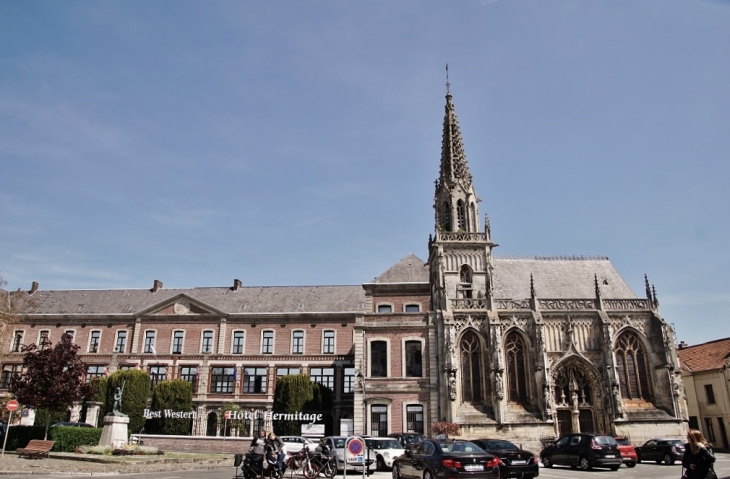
[437,92,473,190]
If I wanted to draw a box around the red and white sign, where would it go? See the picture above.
[6,400,18,412]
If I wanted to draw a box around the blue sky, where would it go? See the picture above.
[1,1,728,346]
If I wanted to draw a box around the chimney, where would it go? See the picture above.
[151,279,163,293]
[678,341,688,350]
[232,279,242,291]
[29,281,39,294]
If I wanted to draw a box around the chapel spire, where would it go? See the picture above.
[438,89,473,189]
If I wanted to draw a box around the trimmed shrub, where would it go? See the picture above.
[3,425,46,451]
[106,370,151,436]
[50,426,102,452]
[273,375,314,436]
[149,379,193,435]
[90,376,108,407]
[33,409,69,430]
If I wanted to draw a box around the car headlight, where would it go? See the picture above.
[383,452,391,458]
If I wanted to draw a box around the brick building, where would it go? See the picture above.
[0,91,687,449]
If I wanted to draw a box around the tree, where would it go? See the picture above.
[150,379,193,435]
[10,333,93,438]
[272,375,314,436]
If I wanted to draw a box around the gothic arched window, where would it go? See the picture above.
[460,331,483,402]
[442,202,451,231]
[456,200,466,231]
[615,333,652,400]
[506,331,528,404]
[460,265,472,284]
[469,202,477,232]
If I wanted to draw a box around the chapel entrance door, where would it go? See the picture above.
[557,410,572,435]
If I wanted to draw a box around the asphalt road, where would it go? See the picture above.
[2,455,728,479]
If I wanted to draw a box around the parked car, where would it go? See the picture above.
[539,433,622,471]
[317,436,376,473]
[364,437,405,471]
[51,422,94,428]
[634,438,685,465]
[392,438,500,479]
[471,439,539,478]
[280,435,317,452]
[388,432,427,449]
[612,436,637,467]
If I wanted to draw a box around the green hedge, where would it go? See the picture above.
[50,426,102,452]
[149,379,193,435]
[106,370,151,435]
[3,425,46,451]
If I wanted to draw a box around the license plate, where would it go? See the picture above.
[511,460,527,465]
[604,455,615,458]
[463,464,484,471]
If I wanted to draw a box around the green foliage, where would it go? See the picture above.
[49,426,102,452]
[33,409,69,429]
[106,370,151,435]
[305,382,334,435]
[222,403,247,437]
[90,376,108,405]
[273,375,314,435]
[150,379,193,435]
[3,425,46,451]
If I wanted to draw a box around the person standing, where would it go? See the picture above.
[682,429,716,479]
[250,429,267,455]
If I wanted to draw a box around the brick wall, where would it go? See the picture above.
[135,434,251,454]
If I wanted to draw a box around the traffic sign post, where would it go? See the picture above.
[344,436,367,479]
[2,400,19,456]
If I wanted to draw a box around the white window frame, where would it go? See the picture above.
[231,330,245,354]
[143,330,157,354]
[114,330,128,353]
[201,330,215,354]
[376,303,394,313]
[404,303,421,313]
[368,337,391,378]
[261,330,275,355]
[37,330,50,346]
[401,337,425,377]
[291,330,305,355]
[322,330,336,354]
[171,330,185,354]
[88,330,101,353]
[10,330,24,352]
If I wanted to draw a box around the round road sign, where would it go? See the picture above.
[6,400,19,411]
[347,438,363,455]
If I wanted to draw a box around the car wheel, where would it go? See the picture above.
[636,456,642,464]
[663,453,675,465]
[579,456,592,471]
[627,462,636,468]
[392,465,401,479]
[423,469,433,479]
[542,455,553,468]
[377,456,386,472]
[610,465,620,471]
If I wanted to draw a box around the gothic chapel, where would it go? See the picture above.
[1,90,687,450]
[421,90,687,445]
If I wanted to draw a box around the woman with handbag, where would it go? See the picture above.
[681,429,716,479]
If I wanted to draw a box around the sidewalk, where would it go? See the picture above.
[0,452,231,476]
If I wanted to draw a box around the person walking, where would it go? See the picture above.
[682,429,716,479]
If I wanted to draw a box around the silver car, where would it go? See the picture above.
[364,437,405,471]
[280,435,317,452]
[317,436,377,473]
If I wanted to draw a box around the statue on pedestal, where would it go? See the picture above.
[109,382,128,417]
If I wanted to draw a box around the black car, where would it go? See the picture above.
[392,438,500,479]
[540,434,622,471]
[471,439,539,478]
[389,433,427,449]
[634,438,685,465]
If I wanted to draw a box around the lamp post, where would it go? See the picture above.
[357,371,366,435]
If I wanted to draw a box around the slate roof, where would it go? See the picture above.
[678,338,730,372]
[370,254,637,299]
[19,254,637,316]
[24,285,367,316]
[371,254,429,284]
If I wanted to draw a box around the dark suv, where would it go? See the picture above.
[540,434,622,471]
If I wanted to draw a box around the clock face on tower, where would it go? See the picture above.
[174,300,190,315]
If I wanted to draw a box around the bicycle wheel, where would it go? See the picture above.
[302,459,317,479]
[322,460,336,479]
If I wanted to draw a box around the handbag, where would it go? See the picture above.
[705,466,717,479]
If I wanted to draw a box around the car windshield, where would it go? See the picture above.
[439,442,485,454]
[666,440,684,446]
[367,440,402,450]
[593,436,617,446]
[484,440,519,450]
[615,438,630,445]
[333,438,346,448]
[403,435,424,445]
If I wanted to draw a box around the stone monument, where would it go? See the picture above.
[99,384,129,448]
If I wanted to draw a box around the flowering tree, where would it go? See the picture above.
[430,421,460,437]
[10,333,93,437]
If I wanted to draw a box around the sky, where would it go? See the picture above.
[1,1,728,346]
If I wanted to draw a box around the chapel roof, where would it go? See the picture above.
[677,337,730,373]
